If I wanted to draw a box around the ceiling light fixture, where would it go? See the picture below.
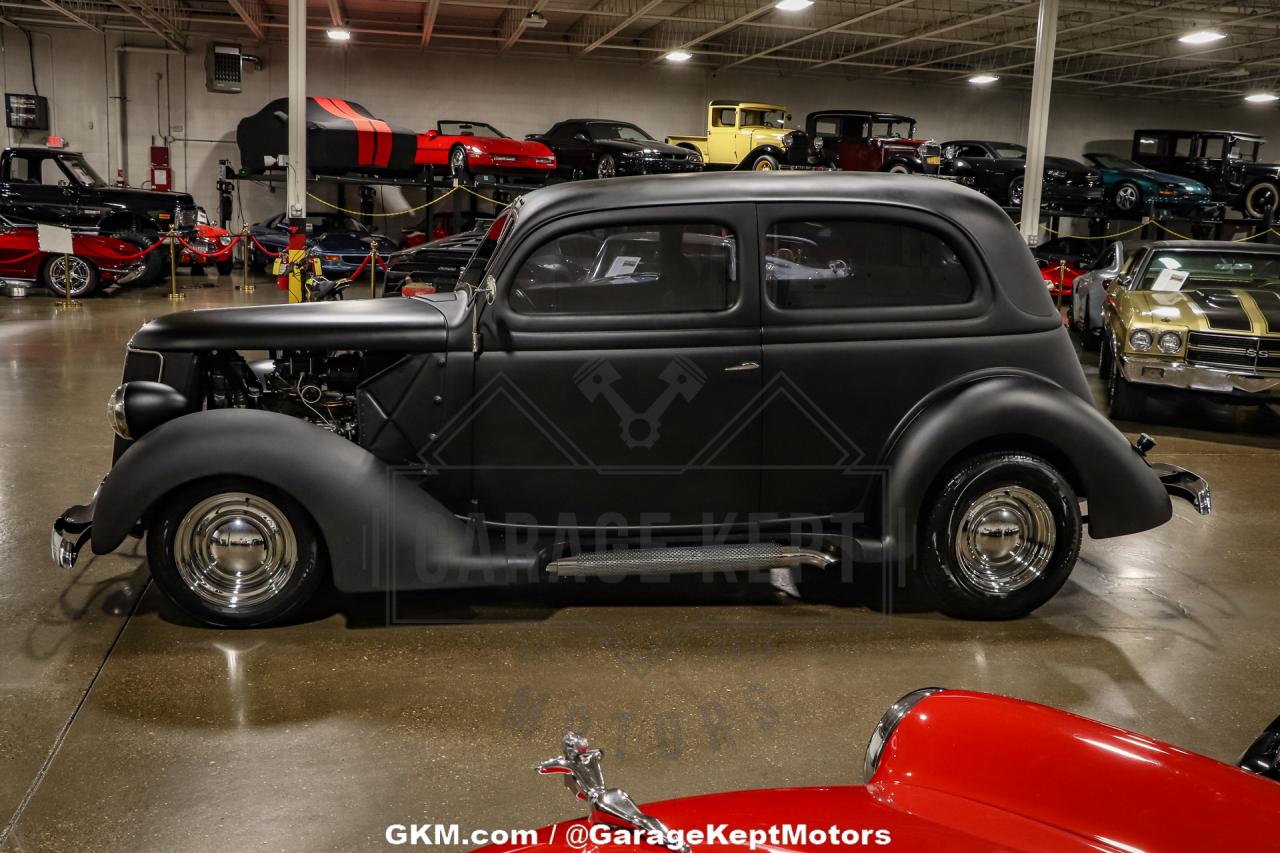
[775,0,814,11]
[968,74,1000,85]
[1245,93,1280,103]
[326,27,351,41]
[1178,30,1225,45]
[664,50,693,62]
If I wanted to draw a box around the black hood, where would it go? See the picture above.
[89,184,196,209]
[594,138,691,156]
[1243,162,1280,178]
[130,298,451,352]
[317,230,393,252]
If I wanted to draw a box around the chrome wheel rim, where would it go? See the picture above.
[597,157,616,178]
[174,492,297,610]
[953,485,1055,595]
[1115,184,1139,210]
[754,158,776,171]
[1009,179,1023,206]
[451,148,466,173]
[49,256,91,296]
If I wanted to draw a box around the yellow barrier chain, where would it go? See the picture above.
[458,185,509,206]
[305,186,461,218]
[1039,221,1148,240]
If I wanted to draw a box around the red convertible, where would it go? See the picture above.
[414,120,554,181]
[476,689,1280,852]
[0,217,146,297]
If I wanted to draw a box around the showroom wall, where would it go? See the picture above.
[2,26,1278,228]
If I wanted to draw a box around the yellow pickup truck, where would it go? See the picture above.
[666,100,823,171]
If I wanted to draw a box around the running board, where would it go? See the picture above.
[545,544,837,577]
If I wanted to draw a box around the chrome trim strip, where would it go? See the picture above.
[1120,355,1280,394]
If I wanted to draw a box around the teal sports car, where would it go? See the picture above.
[1082,153,1221,220]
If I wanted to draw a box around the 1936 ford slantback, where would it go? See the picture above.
[53,173,1208,626]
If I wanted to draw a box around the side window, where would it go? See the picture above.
[765,219,973,310]
[1201,136,1228,160]
[8,156,34,183]
[712,109,737,128]
[1135,135,1161,157]
[960,144,989,158]
[511,222,738,316]
[813,117,840,137]
[1173,136,1194,158]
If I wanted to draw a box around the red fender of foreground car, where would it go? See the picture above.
[475,690,1280,853]
[0,217,146,297]
[415,120,555,180]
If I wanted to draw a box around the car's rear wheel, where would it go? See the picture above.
[1105,340,1149,421]
[113,229,167,285]
[920,452,1081,620]
[42,254,98,298]
[752,154,780,171]
[216,258,235,276]
[1007,176,1025,207]
[147,478,326,627]
[1244,180,1279,219]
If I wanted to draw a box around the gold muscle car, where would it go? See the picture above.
[1102,240,1280,420]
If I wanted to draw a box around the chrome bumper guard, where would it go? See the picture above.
[51,503,93,570]
[1120,355,1280,397]
[1149,462,1212,515]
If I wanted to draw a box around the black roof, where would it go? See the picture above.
[555,118,642,126]
[5,146,80,156]
[1134,129,1266,141]
[942,140,1023,149]
[808,110,916,123]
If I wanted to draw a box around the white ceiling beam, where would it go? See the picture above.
[421,0,440,45]
[38,0,101,31]
[719,0,916,71]
[110,0,184,50]
[326,0,343,26]
[648,0,777,64]
[573,0,666,55]
[227,0,265,40]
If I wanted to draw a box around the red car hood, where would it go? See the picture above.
[196,222,232,239]
[463,136,552,157]
[479,691,1279,853]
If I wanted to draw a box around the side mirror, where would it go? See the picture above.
[785,113,793,122]
[426,129,439,140]
[574,133,590,143]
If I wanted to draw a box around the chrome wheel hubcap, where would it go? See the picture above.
[451,149,466,171]
[1009,181,1023,205]
[174,493,297,609]
[598,158,615,178]
[755,158,776,171]
[1116,185,1138,210]
[49,257,91,296]
[954,486,1055,595]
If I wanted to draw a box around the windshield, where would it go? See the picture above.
[301,214,364,234]
[439,121,505,138]
[740,109,788,128]
[458,203,519,290]
[588,122,654,142]
[993,145,1027,159]
[1089,153,1142,169]
[60,155,105,187]
[1138,250,1280,291]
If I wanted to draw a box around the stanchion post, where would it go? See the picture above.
[166,226,183,300]
[369,246,377,298]
[59,252,78,309]
[239,227,255,293]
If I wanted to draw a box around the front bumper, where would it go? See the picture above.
[620,159,701,175]
[1121,355,1280,397]
[108,263,147,285]
[51,501,94,570]
[1150,462,1212,515]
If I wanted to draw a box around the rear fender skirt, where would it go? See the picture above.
[881,372,1171,557]
[91,409,538,592]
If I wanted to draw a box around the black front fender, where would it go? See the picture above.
[92,409,538,592]
[882,372,1172,554]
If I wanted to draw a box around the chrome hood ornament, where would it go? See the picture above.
[536,732,690,853]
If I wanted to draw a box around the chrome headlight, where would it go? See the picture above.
[1158,329,1184,354]
[864,687,943,781]
[1129,328,1154,352]
[217,235,233,246]
[108,384,130,439]
[813,136,825,150]
[1046,168,1068,180]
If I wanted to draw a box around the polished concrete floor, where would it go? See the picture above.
[2,275,1278,852]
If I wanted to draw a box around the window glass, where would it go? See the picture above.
[712,109,737,128]
[766,219,973,310]
[588,123,653,142]
[813,117,841,137]
[1201,136,1228,160]
[7,156,32,182]
[439,121,505,138]
[1135,136,1160,156]
[1136,250,1280,291]
[511,222,737,315]
[1174,136,1194,157]
[961,144,991,158]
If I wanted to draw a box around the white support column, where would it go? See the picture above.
[1019,0,1059,247]
[287,0,307,222]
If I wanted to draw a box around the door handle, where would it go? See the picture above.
[724,361,760,372]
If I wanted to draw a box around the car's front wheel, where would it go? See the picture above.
[147,478,326,627]
[42,254,99,297]
[450,146,471,181]
[1105,340,1149,421]
[596,154,617,179]
[921,452,1081,620]
[752,154,780,171]
[1112,181,1142,213]
[884,162,912,175]
[1244,180,1279,219]
[1007,176,1025,207]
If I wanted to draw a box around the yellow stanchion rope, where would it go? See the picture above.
[304,183,514,219]
[1038,221,1148,240]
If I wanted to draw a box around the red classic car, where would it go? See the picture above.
[475,689,1280,853]
[1034,236,1108,300]
[0,217,145,297]
[806,110,942,175]
[414,120,555,181]
[179,208,236,275]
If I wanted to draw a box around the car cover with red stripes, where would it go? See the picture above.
[237,97,421,178]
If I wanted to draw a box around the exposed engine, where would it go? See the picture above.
[205,350,365,441]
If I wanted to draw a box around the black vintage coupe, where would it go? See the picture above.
[940,141,1104,214]
[529,119,703,180]
[54,173,1207,627]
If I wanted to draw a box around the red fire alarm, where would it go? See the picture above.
[150,145,172,192]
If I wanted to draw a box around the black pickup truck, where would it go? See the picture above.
[0,147,198,283]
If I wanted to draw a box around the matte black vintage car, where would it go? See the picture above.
[939,141,1104,214]
[1130,129,1280,220]
[53,173,1208,627]
[529,119,702,180]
